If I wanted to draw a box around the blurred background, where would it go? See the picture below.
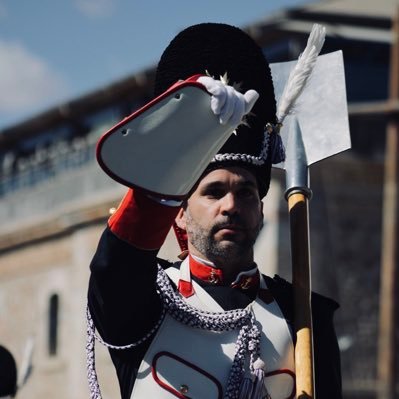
[0,0,398,398]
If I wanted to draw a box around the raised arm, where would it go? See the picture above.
[88,188,179,345]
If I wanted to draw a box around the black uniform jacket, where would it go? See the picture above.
[88,227,342,399]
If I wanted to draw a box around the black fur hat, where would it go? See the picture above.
[154,23,284,198]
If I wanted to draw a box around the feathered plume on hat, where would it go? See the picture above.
[154,22,280,199]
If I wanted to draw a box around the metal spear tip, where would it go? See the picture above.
[271,51,352,194]
[284,117,312,199]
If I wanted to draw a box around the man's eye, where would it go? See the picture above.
[205,189,225,199]
[238,189,256,198]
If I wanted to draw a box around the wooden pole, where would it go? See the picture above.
[377,8,399,399]
[288,192,314,398]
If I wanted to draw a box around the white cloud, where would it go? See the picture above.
[74,0,115,18]
[0,40,68,112]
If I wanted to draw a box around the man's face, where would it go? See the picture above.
[176,166,263,266]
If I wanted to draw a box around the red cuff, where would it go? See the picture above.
[108,189,180,250]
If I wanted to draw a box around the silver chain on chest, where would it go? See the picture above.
[86,265,264,399]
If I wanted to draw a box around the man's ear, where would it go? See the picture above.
[175,207,187,231]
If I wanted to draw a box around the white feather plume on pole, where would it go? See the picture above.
[276,24,326,123]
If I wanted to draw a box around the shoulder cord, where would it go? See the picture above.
[86,265,264,399]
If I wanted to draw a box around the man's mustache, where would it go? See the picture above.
[210,216,247,234]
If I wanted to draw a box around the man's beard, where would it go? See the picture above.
[185,210,263,264]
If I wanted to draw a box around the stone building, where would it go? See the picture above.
[0,0,397,398]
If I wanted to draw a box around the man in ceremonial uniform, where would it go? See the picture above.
[87,23,342,399]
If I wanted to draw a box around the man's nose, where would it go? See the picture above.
[220,193,239,215]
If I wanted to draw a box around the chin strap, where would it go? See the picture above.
[173,222,188,252]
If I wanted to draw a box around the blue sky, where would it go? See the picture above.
[0,0,311,130]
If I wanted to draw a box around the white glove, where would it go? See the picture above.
[197,76,259,127]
